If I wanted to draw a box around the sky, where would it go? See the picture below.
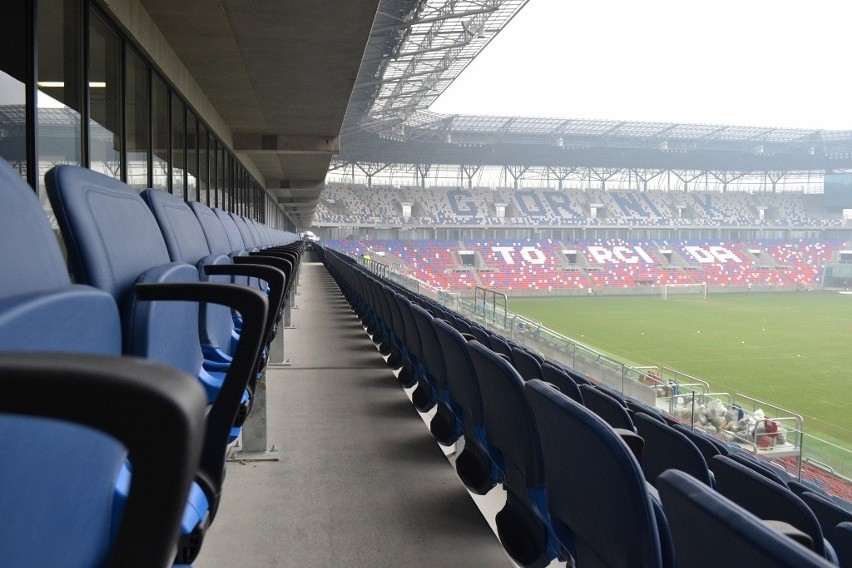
[430,0,852,130]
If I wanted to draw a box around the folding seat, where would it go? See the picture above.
[189,201,289,326]
[510,345,543,381]
[709,455,836,562]
[671,422,728,464]
[45,165,268,553]
[834,523,852,568]
[432,319,498,494]
[525,379,673,567]
[0,352,207,568]
[409,303,448,422]
[143,189,285,373]
[394,293,433,410]
[0,158,209,565]
[800,492,852,550]
[578,383,636,432]
[634,412,713,487]
[467,343,561,568]
[539,362,584,404]
[658,469,835,568]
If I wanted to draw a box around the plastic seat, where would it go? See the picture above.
[634,412,714,487]
[709,455,835,561]
[801,491,852,549]
[432,319,499,494]
[834,523,852,568]
[659,469,835,568]
[144,189,285,364]
[46,165,268,547]
[540,362,584,404]
[0,157,213,564]
[511,345,543,381]
[467,343,560,568]
[0,352,207,568]
[578,383,636,431]
[525,379,673,567]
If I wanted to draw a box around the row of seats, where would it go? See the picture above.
[0,157,303,567]
[319,245,852,568]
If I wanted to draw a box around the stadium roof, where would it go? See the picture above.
[339,0,852,174]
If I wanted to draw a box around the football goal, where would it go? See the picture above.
[661,282,707,300]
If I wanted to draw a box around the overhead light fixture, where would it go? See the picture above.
[37,81,107,88]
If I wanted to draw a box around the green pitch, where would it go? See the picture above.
[510,293,852,447]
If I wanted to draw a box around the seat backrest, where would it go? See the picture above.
[213,208,247,253]
[432,319,485,436]
[0,160,122,355]
[229,213,257,250]
[45,165,203,375]
[142,189,235,355]
[709,455,827,557]
[634,412,713,487]
[510,346,542,381]
[671,423,726,464]
[579,383,635,431]
[658,469,834,568]
[801,491,852,543]
[410,304,446,388]
[189,201,234,256]
[834,523,852,568]
[467,341,544,489]
[525,379,666,567]
[540,362,584,404]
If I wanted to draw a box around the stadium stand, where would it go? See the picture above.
[314,184,847,227]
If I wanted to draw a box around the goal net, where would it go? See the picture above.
[662,282,707,300]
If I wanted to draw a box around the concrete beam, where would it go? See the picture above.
[234,134,340,154]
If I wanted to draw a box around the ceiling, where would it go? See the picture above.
[139,0,382,227]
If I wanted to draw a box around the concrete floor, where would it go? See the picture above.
[194,261,513,567]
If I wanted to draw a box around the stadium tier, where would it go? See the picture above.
[327,238,843,293]
[316,184,845,227]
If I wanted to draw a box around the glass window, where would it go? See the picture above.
[198,122,208,204]
[125,47,148,190]
[217,143,225,208]
[37,0,83,192]
[0,1,29,178]
[186,110,197,201]
[88,9,122,179]
[171,97,185,197]
[151,75,169,190]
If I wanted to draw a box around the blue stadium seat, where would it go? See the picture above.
[634,412,714,488]
[143,189,286,365]
[658,469,835,568]
[467,343,560,568]
[45,165,269,551]
[0,352,207,568]
[801,491,852,551]
[524,379,673,567]
[432,319,499,495]
[510,345,543,381]
[709,454,836,561]
[833,523,852,568]
[539,362,584,404]
[0,157,213,564]
[578,383,636,431]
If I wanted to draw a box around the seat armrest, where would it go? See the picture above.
[0,352,207,568]
[134,282,268,504]
[763,520,814,549]
[204,263,285,341]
